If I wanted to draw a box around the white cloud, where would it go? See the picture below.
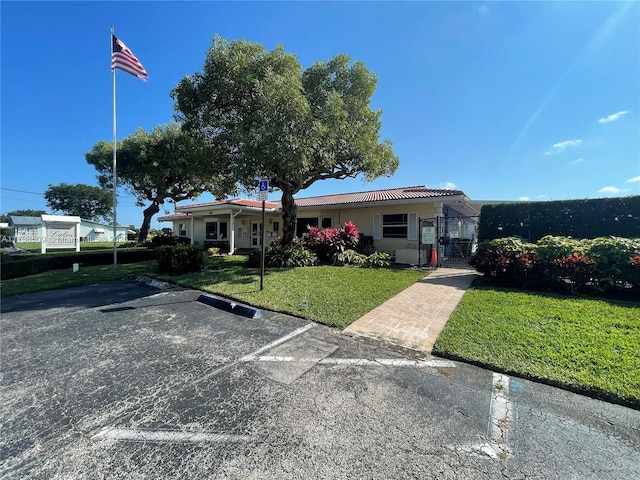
[545,139,582,155]
[536,195,548,199]
[440,182,457,190]
[571,158,584,165]
[518,196,530,201]
[598,186,628,194]
[626,176,640,183]
[598,110,629,124]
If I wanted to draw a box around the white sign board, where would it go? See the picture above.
[421,226,436,245]
[257,191,268,201]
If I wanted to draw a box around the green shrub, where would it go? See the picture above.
[585,237,640,291]
[363,251,392,268]
[156,244,204,274]
[334,249,365,267]
[470,235,640,297]
[151,234,190,248]
[478,196,640,242]
[245,245,318,268]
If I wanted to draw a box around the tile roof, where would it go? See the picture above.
[291,186,465,208]
[175,198,279,211]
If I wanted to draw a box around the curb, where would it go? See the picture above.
[135,276,173,290]
[197,294,262,319]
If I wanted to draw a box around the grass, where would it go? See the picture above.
[154,256,427,328]
[0,261,157,298]
[433,284,640,408]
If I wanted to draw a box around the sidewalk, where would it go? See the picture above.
[343,268,476,353]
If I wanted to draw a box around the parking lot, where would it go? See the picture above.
[1,281,639,479]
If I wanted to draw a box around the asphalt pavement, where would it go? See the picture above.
[1,281,639,479]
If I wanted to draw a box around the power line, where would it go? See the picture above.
[0,187,43,195]
[0,187,139,200]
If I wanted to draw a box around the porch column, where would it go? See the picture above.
[190,215,194,245]
[229,211,239,255]
[435,203,444,266]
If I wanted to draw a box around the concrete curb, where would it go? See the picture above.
[197,294,262,319]
[135,276,173,290]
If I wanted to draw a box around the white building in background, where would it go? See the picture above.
[9,215,130,246]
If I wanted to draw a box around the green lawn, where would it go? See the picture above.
[433,284,640,408]
[154,256,427,328]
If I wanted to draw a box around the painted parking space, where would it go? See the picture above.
[1,281,638,479]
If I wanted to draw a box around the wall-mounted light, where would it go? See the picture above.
[268,218,273,224]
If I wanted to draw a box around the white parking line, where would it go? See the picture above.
[250,356,456,368]
[91,427,252,444]
[239,323,315,362]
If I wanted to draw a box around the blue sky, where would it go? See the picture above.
[2,1,639,230]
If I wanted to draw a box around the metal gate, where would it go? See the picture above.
[419,215,479,269]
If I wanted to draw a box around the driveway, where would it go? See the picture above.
[1,281,638,479]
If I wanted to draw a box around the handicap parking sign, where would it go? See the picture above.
[259,180,269,192]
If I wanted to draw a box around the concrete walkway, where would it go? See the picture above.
[343,268,476,353]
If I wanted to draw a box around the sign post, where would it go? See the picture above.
[258,180,269,290]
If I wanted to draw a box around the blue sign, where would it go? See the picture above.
[259,180,269,192]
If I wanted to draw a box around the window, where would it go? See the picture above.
[295,217,332,236]
[177,223,187,237]
[205,222,218,239]
[205,221,228,240]
[272,221,279,232]
[296,217,319,236]
[237,226,248,239]
[382,214,408,238]
[375,212,418,239]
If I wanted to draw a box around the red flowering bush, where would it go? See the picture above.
[630,255,640,287]
[303,221,360,264]
[554,254,596,294]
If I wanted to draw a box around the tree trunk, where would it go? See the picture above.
[138,203,160,242]
[280,189,297,247]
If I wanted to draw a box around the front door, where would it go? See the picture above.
[251,221,262,248]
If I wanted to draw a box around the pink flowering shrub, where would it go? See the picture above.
[303,221,360,264]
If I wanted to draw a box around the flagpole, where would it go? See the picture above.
[111,25,118,267]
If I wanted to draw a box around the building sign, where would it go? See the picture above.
[421,226,436,245]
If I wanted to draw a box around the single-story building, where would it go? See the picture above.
[158,186,481,263]
[10,216,130,244]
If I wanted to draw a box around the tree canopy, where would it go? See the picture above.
[44,183,112,222]
[172,37,399,244]
[85,123,235,241]
[4,209,48,220]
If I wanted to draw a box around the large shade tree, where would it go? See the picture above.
[172,37,399,245]
[85,123,235,241]
[44,183,113,222]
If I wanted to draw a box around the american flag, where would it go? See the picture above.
[111,34,148,82]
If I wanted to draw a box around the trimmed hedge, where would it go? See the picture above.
[0,248,157,280]
[156,244,204,274]
[470,236,640,297]
[479,196,640,242]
